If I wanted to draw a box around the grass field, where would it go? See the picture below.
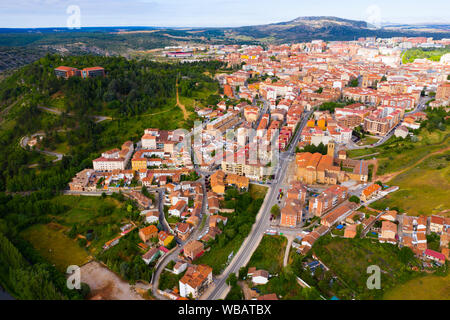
[348,128,449,176]
[49,195,127,254]
[384,273,450,300]
[356,136,380,146]
[249,184,269,200]
[370,151,450,216]
[312,235,420,299]
[248,235,286,274]
[21,223,90,272]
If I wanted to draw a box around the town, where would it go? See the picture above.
[56,35,450,300]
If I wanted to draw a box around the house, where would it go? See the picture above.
[142,247,160,265]
[179,264,213,298]
[143,209,160,224]
[210,170,226,194]
[175,222,193,241]
[251,269,269,285]
[174,261,188,275]
[379,221,397,244]
[361,184,382,202]
[424,249,446,265]
[169,200,187,217]
[103,236,121,250]
[158,231,174,247]
[380,210,397,222]
[430,215,445,234]
[184,240,204,260]
[344,224,357,238]
[129,191,153,209]
[139,225,158,242]
[209,215,228,228]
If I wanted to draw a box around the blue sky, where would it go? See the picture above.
[0,0,448,28]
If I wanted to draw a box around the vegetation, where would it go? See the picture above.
[402,46,450,64]
[296,142,328,155]
[311,235,421,299]
[370,150,450,216]
[248,235,286,274]
[318,101,346,113]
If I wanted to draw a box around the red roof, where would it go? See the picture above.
[424,249,445,261]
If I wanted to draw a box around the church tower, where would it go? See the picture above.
[327,140,335,158]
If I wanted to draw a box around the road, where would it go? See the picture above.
[38,105,112,123]
[150,176,209,299]
[203,109,313,300]
[20,133,64,162]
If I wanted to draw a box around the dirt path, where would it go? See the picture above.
[283,235,294,267]
[378,146,450,183]
[176,82,188,120]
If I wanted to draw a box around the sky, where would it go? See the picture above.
[0,0,449,28]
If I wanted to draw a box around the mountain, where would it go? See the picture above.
[222,16,450,43]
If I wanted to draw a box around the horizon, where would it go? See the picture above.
[0,0,449,29]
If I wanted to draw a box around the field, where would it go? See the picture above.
[383,273,450,300]
[356,136,380,146]
[348,127,449,176]
[49,195,128,254]
[311,235,420,299]
[21,223,90,272]
[249,184,269,200]
[370,150,450,216]
[247,235,286,274]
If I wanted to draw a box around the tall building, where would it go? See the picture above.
[327,140,335,158]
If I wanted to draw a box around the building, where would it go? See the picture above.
[210,170,226,194]
[142,247,160,265]
[179,264,213,298]
[129,191,152,209]
[344,224,357,238]
[184,240,204,260]
[81,67,105,78]
[296,152,368,185]
[430,215,445,234]
[320,203,356,227]
[169,200,187,217]
[158,231,174,247]
[379,221,397,244]
[361,184,382,202]
[309,185,348,217]
[251,269,269,285]
[93,141,134,172]
[424,249,446,265]
[139,225,158,242]
[54,66,81,79]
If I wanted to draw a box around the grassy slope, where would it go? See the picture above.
[348,128,449,176]
[311,236,420,299]
[21,223,90,272]
[383,273,450,300]
[248,235,287,274]
[370,150,450,216]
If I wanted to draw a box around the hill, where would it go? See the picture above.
[227,16,450,43]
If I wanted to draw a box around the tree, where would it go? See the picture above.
[226,273,238,286]
[238,266,248,280]
[270,204,281,217]
[349,196,360,204]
